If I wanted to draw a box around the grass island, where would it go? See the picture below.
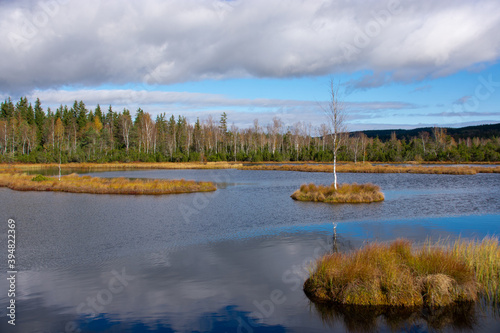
[304,237,500,308]
[0,171,216,195]
[291,182,384,203]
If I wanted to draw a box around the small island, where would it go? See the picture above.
[304,237,499,308]
[0,172,216,195]
[291,182,384,203]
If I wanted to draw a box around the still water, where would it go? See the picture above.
[0,170,499,332]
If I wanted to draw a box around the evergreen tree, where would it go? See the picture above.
[1,98,15,119]
[77,101,88,131]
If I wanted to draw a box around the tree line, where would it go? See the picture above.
[0,97,498,163]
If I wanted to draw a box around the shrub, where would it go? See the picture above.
[31,174,51,182]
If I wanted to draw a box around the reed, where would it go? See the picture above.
[240,163,500,175]
[448,237,500,304]
[0,172,216,195]
[305,238,500,308]
[291,182,384,203]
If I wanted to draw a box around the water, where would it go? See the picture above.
[0,170,499,332]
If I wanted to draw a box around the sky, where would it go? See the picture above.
[1,0,500,131]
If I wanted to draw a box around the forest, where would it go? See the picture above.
[0,97,499,164]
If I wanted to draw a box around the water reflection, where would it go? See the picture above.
[310,302,478,333]
[0,170,499,332]
[69,306,287,333]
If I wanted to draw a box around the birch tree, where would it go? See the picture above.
[323,80,347,189]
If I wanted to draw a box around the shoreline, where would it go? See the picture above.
[1,161,499,175]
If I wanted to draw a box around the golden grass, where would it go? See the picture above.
[291,182,384,203]
[304,238,500,308]
[449,237,500,305]
[240,163,500,175]
[3,162,498,175]
[0,172,216,195]
[2,162,243,171]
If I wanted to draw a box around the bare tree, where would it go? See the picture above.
[323,79,347,189]
[359,132,369,163]
[419,131,429,156]
[120,111,132,152]
[350,135,360,163]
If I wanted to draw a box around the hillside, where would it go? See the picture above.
[352,123,500,141]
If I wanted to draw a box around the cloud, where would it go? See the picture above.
[453,95,472,105]
[344,73,393,93]
[1,0,500,93]
[2,88,417,128]
[411,85,432,93]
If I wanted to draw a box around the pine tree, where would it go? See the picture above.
[94,104,103,121]
[34,98,45,145]
[1,98,15,119]
[77,100,88,131]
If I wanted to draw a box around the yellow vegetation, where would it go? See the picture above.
[304,237,500,307]
[291,182,384,203]
[240,163,500,175]
[2,162,498,175]
[0,172,216,195]
[1,161,243,172]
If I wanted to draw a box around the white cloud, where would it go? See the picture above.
[1,0,499,93]
[1,88,414,129]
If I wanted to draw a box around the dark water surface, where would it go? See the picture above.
[1,170,499,332]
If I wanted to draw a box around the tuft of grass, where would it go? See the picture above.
[303,238,493,308]
[291,182,384,203]
[449,237,500,304]
[0,172,216,195]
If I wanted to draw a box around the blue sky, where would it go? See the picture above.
[1,0,499,131]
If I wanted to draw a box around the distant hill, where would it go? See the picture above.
[351,123,500,141]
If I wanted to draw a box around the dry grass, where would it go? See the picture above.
[240,163,500,175]
[291,182,384,203]
[3,162,499,175]
[449,237,500,305]
[2,162,243,171]
[0,172,216,195]
[304,238,491,308]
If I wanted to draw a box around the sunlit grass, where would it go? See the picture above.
[3,162,499,174]
[3,161,243,171]
[241,163,500,175]
[448,237,500,305]
[0,172,216,195]
[291,182,384,203]
[304,238,500,308]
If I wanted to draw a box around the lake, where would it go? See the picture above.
[1,170,499,332]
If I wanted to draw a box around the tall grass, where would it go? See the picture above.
[449,237,500,305]
[291,182,384,203]
[0,172,216,195]
[241,163,500,175]
[304,238,500,308]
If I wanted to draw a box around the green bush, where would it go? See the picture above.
[31,174,51,182]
